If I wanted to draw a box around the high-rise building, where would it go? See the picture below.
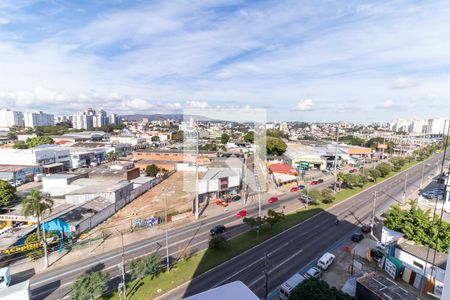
[72,113,94,129]
[0,109,24,128]
[23,111,54,128]
[93,110,108,127]
[109,113,119,125]
[427,118,450,135]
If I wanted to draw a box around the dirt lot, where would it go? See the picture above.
[94,171,196,233]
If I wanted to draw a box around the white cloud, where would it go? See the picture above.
[295,98,314,111]
[391,77,420,89]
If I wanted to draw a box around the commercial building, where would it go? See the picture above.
[109,135,146,146]
[133,149,217,165]
[0,109,24,128]
[0,165,42,182]
[198,168,241,201]
[23,111,54,128]
[394,238,446,297]
[0,147,71,171]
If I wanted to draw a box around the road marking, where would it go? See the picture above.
[248,248,304,288]
[211,242,290,289]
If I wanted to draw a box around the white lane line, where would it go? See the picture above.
[248,248,304,288]
[211,242,290,289]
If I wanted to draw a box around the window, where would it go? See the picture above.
[413,261,424,269]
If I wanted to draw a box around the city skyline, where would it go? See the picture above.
[0,1,450,122]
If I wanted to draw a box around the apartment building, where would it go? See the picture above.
[0,109,24,128]
[23,111,54,128]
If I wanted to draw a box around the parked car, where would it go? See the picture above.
[310,180,319,185]
[236,209,248,218]
[361,224,372,233]
[290,186,299,192]
[351,233,364,243]
[297,185,306,189]
[349,168,358,173]
[279,273,306,300]
[304,267,321,279]
[300,195,316,205]
[268,196,279,203]
[370,248,383,261]
[215,199,229,207]
[317,252,335,270]
[210,225,226,236]
[317,179,324,184]
[230,195,241,202]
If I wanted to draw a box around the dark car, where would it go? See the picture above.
[361,224,372,233]
[351,233,364,243]
[210,225,226,236]
[230,195,241,201]
[317,179,324,184]
[297,185,306,189]
[370,248,383,261]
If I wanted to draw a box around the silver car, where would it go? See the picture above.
[304,267,321,279]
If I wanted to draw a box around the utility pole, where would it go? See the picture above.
[382,136,386,160]
[42,219,49,269]
[164,188,170,272]
[333,126,339,193]
[194,129,199,219]
[117,230,126,298]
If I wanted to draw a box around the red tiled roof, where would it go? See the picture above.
[268,163,298,176]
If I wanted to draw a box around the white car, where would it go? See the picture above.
[304,267,321,279]
[317,252,335,270]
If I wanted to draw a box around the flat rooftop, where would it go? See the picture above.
[0,164,38,172]
[357,272,417,300]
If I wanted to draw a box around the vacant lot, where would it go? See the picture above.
[94,171,196,233]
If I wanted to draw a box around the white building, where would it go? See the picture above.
[109,113,119,125]
[72,113,94,129]
[0,147,71,169]
[0,109,24,128]
[109,135,146,146]
[23,111,54,128]
[427,118,450,135]
[409,118,428,133]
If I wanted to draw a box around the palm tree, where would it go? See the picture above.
[22,190,54,240]
[106,152,118,163]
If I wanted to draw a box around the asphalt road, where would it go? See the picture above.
[27,153,444,299]
[157,153,445,299]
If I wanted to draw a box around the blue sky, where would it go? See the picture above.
[0,0,450,122]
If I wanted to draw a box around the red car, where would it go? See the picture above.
[310,180,319,185]
[268,196,279,203]
[236,209,248,218]
[215,199,229,207]
[290,186,299,192]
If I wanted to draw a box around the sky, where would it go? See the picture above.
[0,0,450,122]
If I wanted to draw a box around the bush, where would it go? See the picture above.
[320,189,335,204]
[376,162,392,177]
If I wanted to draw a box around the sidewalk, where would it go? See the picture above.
[8,189,286,276]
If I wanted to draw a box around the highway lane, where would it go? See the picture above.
[30,179,317,299]
[29,154,443,299]
[157,153,444,299]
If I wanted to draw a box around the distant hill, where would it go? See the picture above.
[120,114,225,122]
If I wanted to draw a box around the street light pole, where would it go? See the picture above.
[420,162,425,188]
[402,173,408,204]
[194,130,199,219]
[42,219,49,269]
[371,191,377,232]
[116,229,127,298]
[333,127,339,193]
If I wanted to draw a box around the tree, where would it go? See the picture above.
[7,132,17,140]
[266,137,287,155]
[376,162,392,177]
[221,133,230,144]
[265,209,285,230]
[13,141,29,149]
[24,230,58,260]
[106,151,118,163]
[267,129,289,139]
[151,135,160,142]
[384,201,450,253]
[368,168,381,181]
[26,136,54,147]
[172,130,184,143]
[243,217,262,230]
[145,164,160,177]
[244,131,254,143]
[70,271,109,300]
[321,189,335,204]
[0,180,16,207]
[129,252,162,281]
[209,235,228,250]
[288,278,355,300]
[22,190,54,240]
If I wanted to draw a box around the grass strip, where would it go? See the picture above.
[101,158,424,299]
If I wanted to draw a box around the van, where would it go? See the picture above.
[279,273,306,300]
[317,252,335,270]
